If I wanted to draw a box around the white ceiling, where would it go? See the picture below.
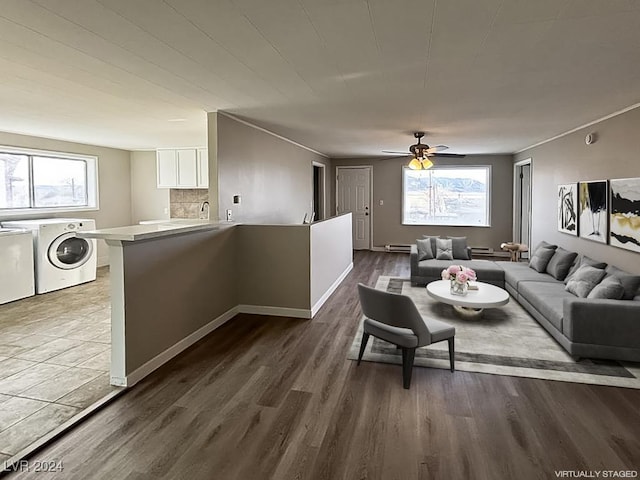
[1,0,640,156]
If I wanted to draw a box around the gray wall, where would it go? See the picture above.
[130,150,169,224]
[330,155,513,250]
[216,113,331,224]
[515,106,640,274]
[0,131,132,266]
[123,227,237,372]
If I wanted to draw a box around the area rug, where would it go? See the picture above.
[348,277,640,389]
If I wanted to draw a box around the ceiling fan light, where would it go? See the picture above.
[421,158,433,169]
[408,158,422,170]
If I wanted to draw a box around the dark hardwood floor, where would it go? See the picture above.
[5,251,640,479]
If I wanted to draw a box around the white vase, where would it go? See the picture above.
[450,280,468,296]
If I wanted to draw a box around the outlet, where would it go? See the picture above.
[226,209,233,221]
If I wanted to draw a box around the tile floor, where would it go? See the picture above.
[0,268,117,457]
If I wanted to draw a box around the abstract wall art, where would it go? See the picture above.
[609,177,640,253]
[578,180,608,244]
[558,183,578,235]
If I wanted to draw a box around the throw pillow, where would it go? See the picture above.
[435,238,453,260]
[532,241,557,256]
[416,238,434,261]
[564,255,607,284]
[565,265,607,298]
[545,247,578,281]
[421,235,440,255]
[528,247,556,273]
[447,236,470,260]
[587,276,625,300]
[603,265,640,300]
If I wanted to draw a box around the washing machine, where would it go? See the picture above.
[1,219,97,294]
[0,228,35,304]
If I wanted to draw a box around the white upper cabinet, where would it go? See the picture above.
[197,148,209,188]
[157,148,208,189]
[176,149,197,187]
[157,150,177,188]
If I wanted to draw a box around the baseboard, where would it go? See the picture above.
[122,306,239,387]
[237,304,311,319]
[371,246,386,252]
[97,255,109,267]
[311,262,353,317]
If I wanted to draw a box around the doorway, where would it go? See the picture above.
[336,166,372,250]
[312,162,325,221]
[513,159,532,258]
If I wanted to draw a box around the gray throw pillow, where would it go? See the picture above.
[532,241,557,256]
[447,236,470,260]
[603,265,640,300]
[435,238,453,260]
[565,265,607,298]
[529,247,556,273]
[421,235,440,256]
[416,238,434,261]
[564,255,607,284]
[545,247,578,281]
[587,276,625,300]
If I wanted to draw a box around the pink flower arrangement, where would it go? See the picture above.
[441,265,477,285]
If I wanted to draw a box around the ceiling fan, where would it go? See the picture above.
[382,132,465,170]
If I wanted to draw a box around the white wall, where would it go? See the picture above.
[0,131,132,266]
[310,213,353,312]
[130,150,169,224]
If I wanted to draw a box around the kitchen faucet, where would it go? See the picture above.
[199,201,210,220]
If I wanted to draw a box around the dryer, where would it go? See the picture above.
[2,219,97,294]
[0,228,35,304]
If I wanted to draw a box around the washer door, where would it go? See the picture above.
[48,233,93,270]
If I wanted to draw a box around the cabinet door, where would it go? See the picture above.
[177,149,197,187]
[157,150,177,188]
[197,148,209,188]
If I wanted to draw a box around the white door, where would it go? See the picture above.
[337,167,371,250]
[177,149,198,187]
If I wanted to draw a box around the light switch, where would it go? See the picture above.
[379,200,384,206]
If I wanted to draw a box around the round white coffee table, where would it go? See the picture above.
[426,280,509,318]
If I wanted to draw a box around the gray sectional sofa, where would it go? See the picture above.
[410,243,640,362]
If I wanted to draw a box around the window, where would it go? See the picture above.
[0,147,98,214]
[402,165,491,226]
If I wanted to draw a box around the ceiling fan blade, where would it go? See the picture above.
[377,155,409,161]
[425,145,449,153]
[382,150,409,155]
[430,153,466,158]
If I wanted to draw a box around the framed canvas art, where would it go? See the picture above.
[609,177,640,253]
[578,180,608,244]
[557,184,578,235]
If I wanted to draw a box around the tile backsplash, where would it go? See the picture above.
[170,189,209,218]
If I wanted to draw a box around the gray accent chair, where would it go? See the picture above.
[356,283,456,389]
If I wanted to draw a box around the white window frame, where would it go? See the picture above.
[0,145,99,217]
[402,165,491,227]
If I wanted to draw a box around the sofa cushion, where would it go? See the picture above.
[416,238,434,261]
[604,265,640,300]
[435,238,453,260]
[447,236,470,260]
[564,254,607,284]
[500,262,560,290]
[416,259,504,282]
[545,247,578,281]
[565,265,607,298]
[529,247,556,272]
[587,276,625,300]
[518,281,573,331]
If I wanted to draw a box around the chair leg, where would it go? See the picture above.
[448,337,455,372]
[357,332,370,366]
[401,347,416,389]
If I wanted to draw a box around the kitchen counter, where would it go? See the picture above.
[78,220,235,242]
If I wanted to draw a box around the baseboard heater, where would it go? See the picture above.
[385,244,412,253]
[472,247,510,257]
